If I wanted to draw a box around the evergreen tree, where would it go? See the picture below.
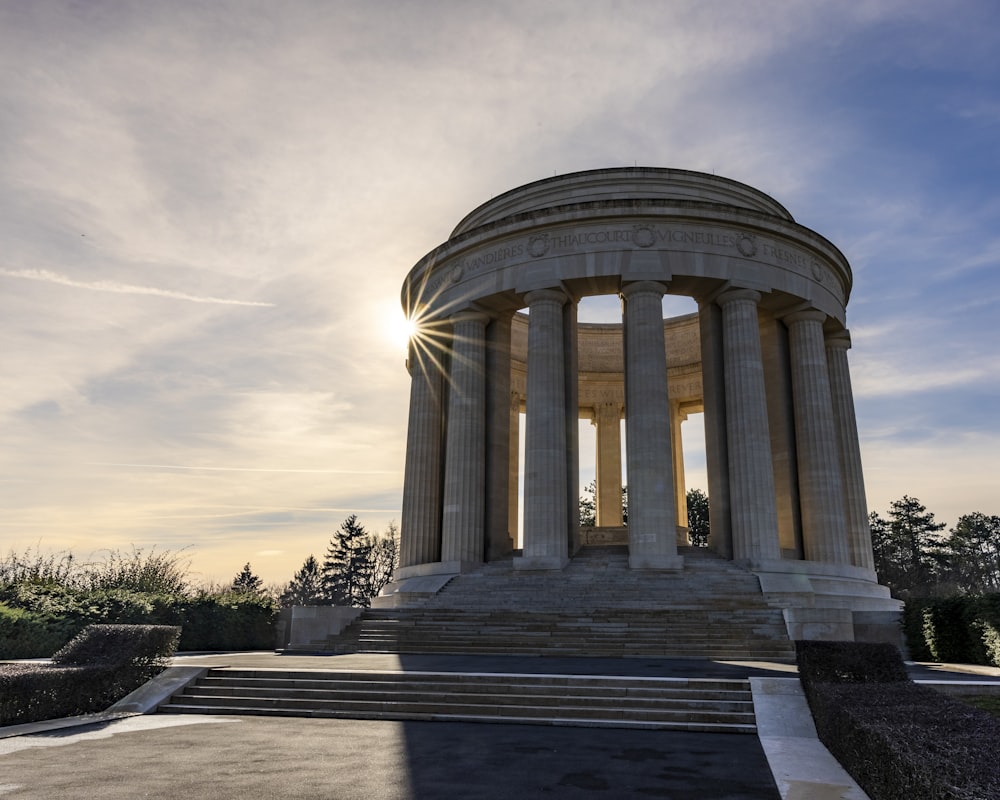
[686,488,710,547]
[322,514,373,607]
[279,554,324,607]
[870,496,946,598]
[941,512,1000,594]
[230,562,265,596]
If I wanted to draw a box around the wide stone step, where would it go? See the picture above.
[158,668,758,733]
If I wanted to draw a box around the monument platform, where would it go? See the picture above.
[318,546,796,660]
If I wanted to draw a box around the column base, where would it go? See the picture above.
[629,554,685,570]
[514,554,569,571]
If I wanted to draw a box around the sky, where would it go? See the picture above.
[1,0,998,588]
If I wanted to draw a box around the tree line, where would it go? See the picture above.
[870,496,1000,599]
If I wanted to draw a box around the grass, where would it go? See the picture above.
[956,693,1000,719]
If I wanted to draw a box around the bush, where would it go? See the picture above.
[797,640,1000,800]
[178,591,278,651]
[0,624,180,726]
[0,602,74,659]
[905,594,1000,668]
[796,640,908,687]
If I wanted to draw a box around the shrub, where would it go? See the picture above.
[0,624,180,726]
[178,591,278,651]
[901,598,933,661]
[51,623,180,669]
[0,602,74,659]
[797,640,1000,800]
[905,594,1000,668]
[796,640,908,687]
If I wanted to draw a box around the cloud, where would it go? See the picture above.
[0,267,273,306]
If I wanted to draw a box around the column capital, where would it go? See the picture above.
[825,330,853,351]
[716,288,761,307]
[783,308,827,326]
[524,288,569,307]
[621,280,668,300]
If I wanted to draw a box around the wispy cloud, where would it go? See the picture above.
[0,267,273,307]
[87,462,398,475]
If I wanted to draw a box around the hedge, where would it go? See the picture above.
[0,585,278,658]
[797,640,1000,800]
[903,594,1000,667]
[0,624,180,726]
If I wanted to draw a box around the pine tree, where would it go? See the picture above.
[871,496,946,598]
[230,562,265,596]
[321,514,373,607]
[279,554,324,607]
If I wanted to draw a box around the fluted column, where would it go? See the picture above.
[786,310,850,565]
[622,281,682,569]
[593,402,623,527]
[717,289,781,564]
[826,331,875,571]
[440,311,489,568]
[671,402,689,541]
[508,392,522,549]
[399,333,446,568]
[517,289,570,570]
[484,314,514,561]
[698,300,732,558]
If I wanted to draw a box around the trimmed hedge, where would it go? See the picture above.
[0,585,278,657]
[797,640,1000,800]
[1,624,180,726]
[903,594,1000,667]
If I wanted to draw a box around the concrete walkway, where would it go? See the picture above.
[1,653,997,799]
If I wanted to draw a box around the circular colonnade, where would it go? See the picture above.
[391,167,900,643]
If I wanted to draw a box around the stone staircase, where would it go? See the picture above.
[320,546,795,660]
[159,668,758,733]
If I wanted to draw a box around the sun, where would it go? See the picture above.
[388,310,417,350]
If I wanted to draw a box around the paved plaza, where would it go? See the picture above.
[6,652,996,799]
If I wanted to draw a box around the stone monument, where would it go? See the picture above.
[387,167,901,644]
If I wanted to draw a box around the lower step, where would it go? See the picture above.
[159,669,758,734]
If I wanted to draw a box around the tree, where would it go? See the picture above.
[365,522,399,600]
[322,514,373,607]
[870,496,947,599]
[279,555,324,607]
[940,512,1000,594]
[230,562,265,596]
[686,488,710,547]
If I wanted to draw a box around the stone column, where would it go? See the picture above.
[593,402,623,527]
[563,300,580,555]
[440,311,489,568]
[517,289,570,570]
[785,310,850,565]
[399,333,446,568]
[717,289,781,564]
[622,281,682,569]
[484,314,514,561]
[508,392,522,550]
[698,300,732,558]
[826,331,875,571]
[671,401,689,541]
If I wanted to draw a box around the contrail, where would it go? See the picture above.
[88,462,399,474]
[0,267,274,307]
